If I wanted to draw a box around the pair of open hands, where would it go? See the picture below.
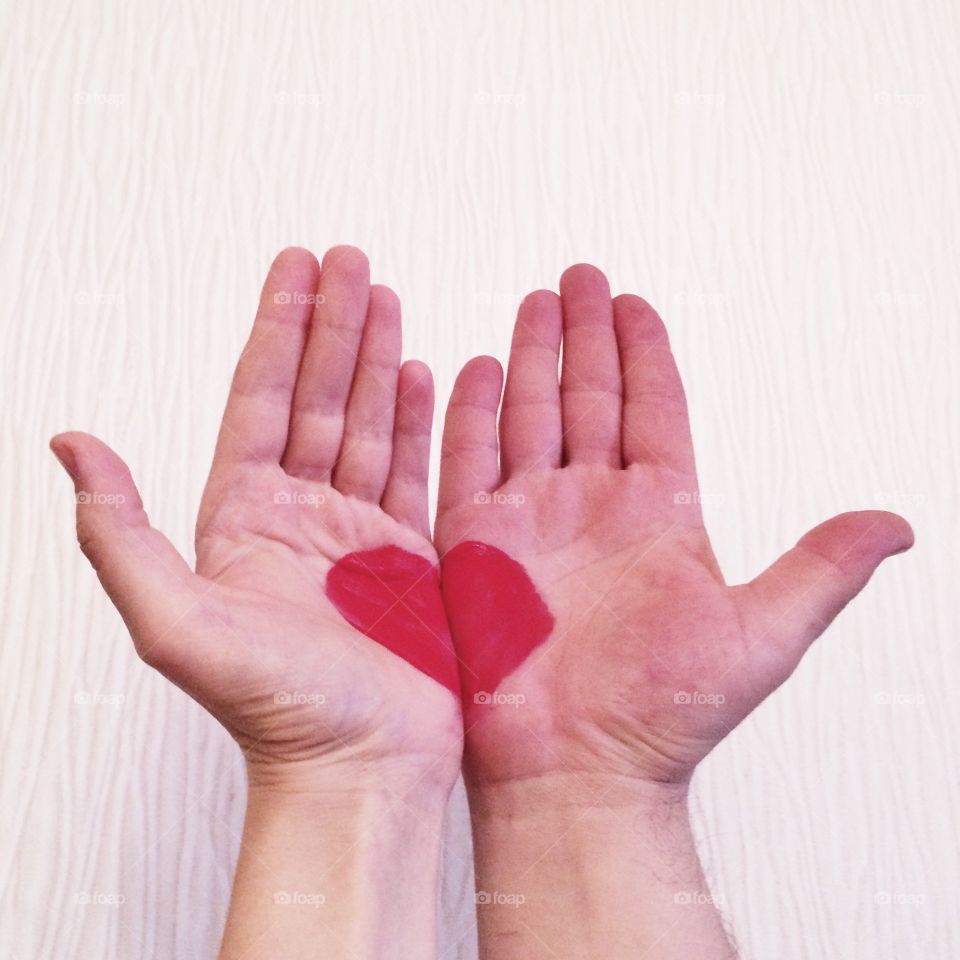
[52,245,912,804]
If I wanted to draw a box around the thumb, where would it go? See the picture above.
[50,432,199,662]
[738,510,913,676]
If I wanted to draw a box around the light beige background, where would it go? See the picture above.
[1,0,956,956]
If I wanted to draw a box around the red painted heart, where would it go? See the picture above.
[440,541,555,706]
[326,545,459,693]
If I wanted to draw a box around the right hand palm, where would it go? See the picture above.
[53,247,460,783]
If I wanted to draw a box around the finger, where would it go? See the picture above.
[50,432,200,665]
[438,356,503,514]
[559,264,621,466]
[282,245,371,481]
[332,285,402,501]
[499,290,562,476]
[613,293,696,474]
[737,510,914,679]
[382,360,435,537]
[211,247,320,469]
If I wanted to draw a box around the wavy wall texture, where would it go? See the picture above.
[0,0,956,956]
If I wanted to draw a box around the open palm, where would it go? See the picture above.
[53,247,460,787]
[436,264,912,787]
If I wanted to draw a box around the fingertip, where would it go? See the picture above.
[369,283,401,314]
[322,244,370,278]
[514,290,562,348]
[271,246,321,277]
[559,262,611,297]
[802,509,916,564]
[454,355,504,401]
[871,510,915,554]
[520,289,561,310]
[398,360,435,428]
[399,359,434,397]
[613,292,669,343]
[49,433,78,476]
[50,431,111,472]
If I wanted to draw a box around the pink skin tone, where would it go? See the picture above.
[438,264,912,787]
[51,246,460,780]
[436,264,913,957]
[51,247,461,959]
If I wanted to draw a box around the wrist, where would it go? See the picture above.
[466,772,734,960]
[221,756,451,959]
[466,769,690,818]
[243,749,458,805]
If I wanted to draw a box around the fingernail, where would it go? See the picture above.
[50,439,77,478]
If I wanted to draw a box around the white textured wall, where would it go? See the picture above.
[1,0,956,956]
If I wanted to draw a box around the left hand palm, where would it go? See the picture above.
[436,265,912,786]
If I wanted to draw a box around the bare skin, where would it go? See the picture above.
[436,264,913,958]
[52,246,461,959]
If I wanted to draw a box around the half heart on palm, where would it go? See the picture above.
[53,246,461,787]
[436,265,912,787]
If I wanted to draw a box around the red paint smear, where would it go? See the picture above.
[441,541,555,706]
[326,545,459,694]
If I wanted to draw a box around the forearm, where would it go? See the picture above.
[467,773,735,960]
[219,763,450,960]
